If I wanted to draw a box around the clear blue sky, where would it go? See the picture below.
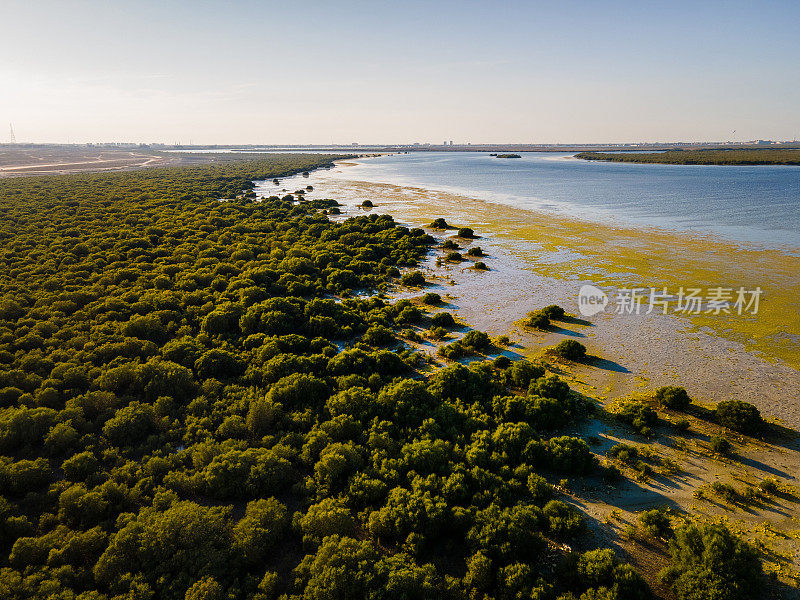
[2,0,799,144]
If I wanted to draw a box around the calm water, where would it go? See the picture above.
[328,152,800,249]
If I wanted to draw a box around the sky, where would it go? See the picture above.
[2,0,799,145]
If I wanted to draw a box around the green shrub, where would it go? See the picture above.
[607,443,639,464]
[401,271,426,286]
[758,478,779,495]
[572,548,650,599]
[505,361,545,389]
[438,340,467,359]
[428,326,449,340]
[462,330,490,350]
[446,251,464,262]
[466,246,484,257]
[430,311,456,328]
[457,227,475,238]
[540,305,566,319]
[528,374,570,401]
[638,508,672,539]
[493,355,512,369]
[526,310,550,329]
[361,199,373,207]
[615,400,657,435]
[421,292,441,305]
[553,339,586,360]
[543,500,584,538]
[430,218,449,229]
[710,435,731,454]
[362,324,395,346]
[716,400,762,434]
[473,262,488,270]
[655,386,691,410]
[661,522,762,600]
[546,436,594,474]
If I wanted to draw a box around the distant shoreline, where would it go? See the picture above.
[576,148,800,166]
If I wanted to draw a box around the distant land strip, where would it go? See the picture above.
[575,148,800,166]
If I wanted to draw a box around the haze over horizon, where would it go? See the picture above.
[2,0,799,145]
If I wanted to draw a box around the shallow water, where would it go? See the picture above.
[323,152,800,250]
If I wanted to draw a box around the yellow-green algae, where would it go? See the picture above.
[322,175,800,370]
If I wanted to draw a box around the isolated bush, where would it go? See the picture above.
[674,419,690,432]
[615,400,657,435]
[473,261,488,270]
[466,246,484,257]
[526,310,550,329]
[716,400,762,434]
[429,218,449,229]
[421,292,441,305]
[361,200,373,207]
[758,478,779,495]
[446,251,464,262]
[710,435,731,454]
[438,341,467,360]
[540,305,566,319]
[458,227,475,238]
[553,339,586,360]
[655,386,691,410]
[608,443,639,464]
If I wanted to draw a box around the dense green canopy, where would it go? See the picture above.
[0,155,653,599]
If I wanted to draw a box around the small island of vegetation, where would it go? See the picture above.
[576,148,800,166]
[495,153,522,159]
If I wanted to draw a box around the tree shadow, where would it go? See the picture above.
[583,355,631,373]
[733,455,794,479]
[546,324,586,338]
[574,476,684,514]
[761,421,800,451]
[559,315,594,327]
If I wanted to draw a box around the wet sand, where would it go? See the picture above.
[256,162,800,428]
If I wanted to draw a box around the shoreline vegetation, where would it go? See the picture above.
[575,148,800,165]
[0,155,797,599]
[309,167,800,376]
